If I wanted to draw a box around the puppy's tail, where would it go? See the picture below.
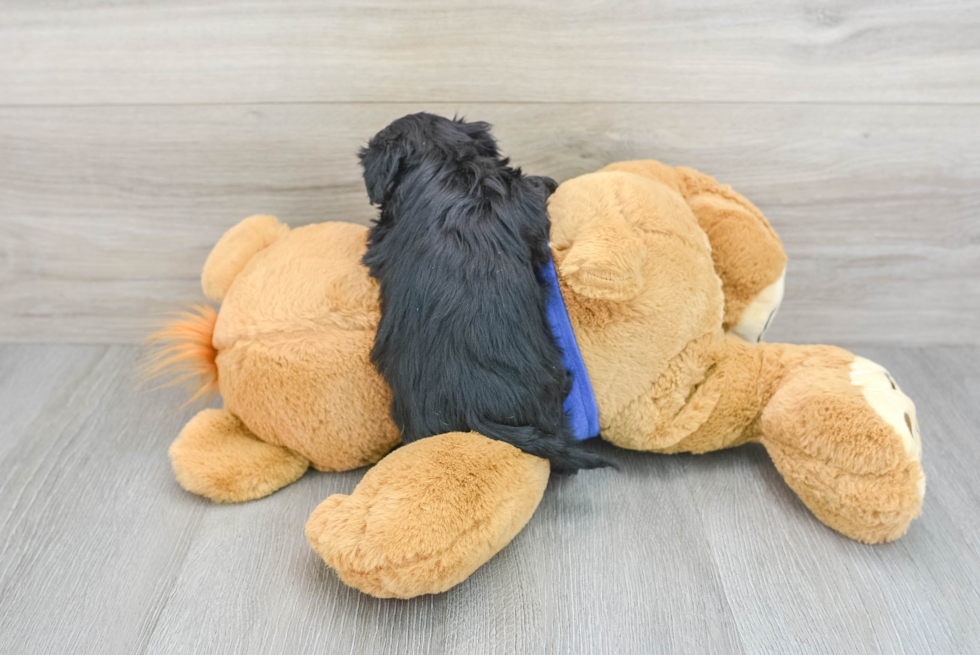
[476,423,616,474]
[545,442,616,475]
[145,303,219,403]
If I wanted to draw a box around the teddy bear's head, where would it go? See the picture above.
[546,171,727,434]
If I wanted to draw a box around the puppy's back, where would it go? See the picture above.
[362,114,611,473]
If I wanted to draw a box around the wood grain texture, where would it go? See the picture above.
[0,345,208,653]
[1,0,978,105]
[2,103,977,344]
[0,344,106,462]
[0,344,978,654]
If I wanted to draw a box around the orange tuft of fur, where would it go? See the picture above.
[146,304,219,403]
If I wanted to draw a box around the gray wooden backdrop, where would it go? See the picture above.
[1,0,977,344]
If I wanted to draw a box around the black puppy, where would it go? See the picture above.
[360,113,610,473]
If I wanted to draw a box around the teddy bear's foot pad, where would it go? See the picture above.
[169,409,309,503]
[730,270,785,343]
[849,356,923,468]
[305,432,550,598]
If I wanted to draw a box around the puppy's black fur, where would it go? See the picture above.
[360,113,611,473]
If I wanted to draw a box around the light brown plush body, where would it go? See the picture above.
[157,161,924,598]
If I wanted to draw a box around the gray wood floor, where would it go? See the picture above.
[1,343,978,654]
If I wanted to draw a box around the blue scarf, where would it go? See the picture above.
[541,256,601,441]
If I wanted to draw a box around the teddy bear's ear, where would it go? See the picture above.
[558,220,645,302]
[202,215,289,303]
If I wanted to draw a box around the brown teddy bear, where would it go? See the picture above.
[153,160,924,599]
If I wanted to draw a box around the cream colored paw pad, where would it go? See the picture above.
[731,270,785,343]
[849,356,922,465]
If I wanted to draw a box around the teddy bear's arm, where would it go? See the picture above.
[600,161,787,342]
[169,408,309,502]
[305,432,549,598]
[201,215,290,303]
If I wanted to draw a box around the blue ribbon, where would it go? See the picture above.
[541,256,601,440]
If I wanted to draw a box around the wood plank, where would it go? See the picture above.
[498,448,745,654]
[0,346,214,654]
[1,103,977,344]
[1,1,978,105]
[139,470,456,655]
[0,344,106,462]
[683,344,980,654]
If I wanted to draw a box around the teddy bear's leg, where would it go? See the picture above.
[600,161,787,342]
[169,408,309,503]
[752,345,925,543]
[640,339,925,542]
[305,432,550,598]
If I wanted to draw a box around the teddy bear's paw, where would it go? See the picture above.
[305,432,550,598]
[729,270,785,343]
[759,351,925,544]
[169,409,309,503]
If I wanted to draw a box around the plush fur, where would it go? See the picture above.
[359,113,610,473]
